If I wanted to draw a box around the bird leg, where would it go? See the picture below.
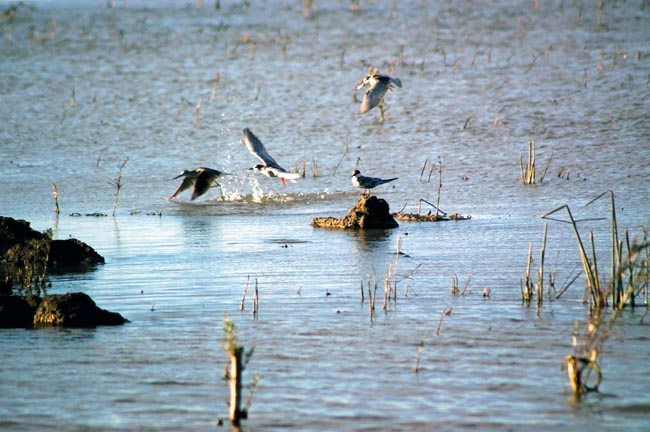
[378,99,386,123]
[215,182,225,201]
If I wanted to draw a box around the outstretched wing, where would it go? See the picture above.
[360,79,390,114]
[169,176,195,200]
[242,128,281,168]
[388,76,402,88]
[192,170,220,200]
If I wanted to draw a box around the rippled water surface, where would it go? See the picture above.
[1,1,650,431]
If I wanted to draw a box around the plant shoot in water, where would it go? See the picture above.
[110,157,129,217]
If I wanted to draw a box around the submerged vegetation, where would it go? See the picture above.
[520,140,552,185]
[395,158,471,222]
[111,157,129,217]
[6,235,51,299]
[521,191,649,401]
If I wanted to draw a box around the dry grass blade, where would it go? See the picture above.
[240,275,250,311]
[435,307,451,336]
[541,204,603,313]
[520,140,536,184]
[413,338,424,373]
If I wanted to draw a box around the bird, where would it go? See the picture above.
[168,167,227,201]
[356,73,402,114]
[241,128,301,186]
[351,169,398,196]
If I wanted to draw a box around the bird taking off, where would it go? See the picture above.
[169,167,227,201]
[356,69,402,115]
[351,169,398,196]
[241,128,301,186]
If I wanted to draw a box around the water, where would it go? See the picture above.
[1,1,650,430]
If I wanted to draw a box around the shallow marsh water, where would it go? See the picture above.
[1,1,650,431]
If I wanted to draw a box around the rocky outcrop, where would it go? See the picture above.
[312,196,399,230]
[0,295,41,328]
[0,217,45,253]
[0,293,127,328]
[0,216,104,274]
[2,237,105,273]
[0,217,123,328]
[48,238,105,272]
[33,293,127,327]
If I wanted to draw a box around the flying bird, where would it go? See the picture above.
[351,169,398,196]
[241,128,301,186]
[356,73,402,114]
[168,167,227,200]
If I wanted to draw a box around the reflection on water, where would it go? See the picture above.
[347,228,394,253]
[1,1,649,431]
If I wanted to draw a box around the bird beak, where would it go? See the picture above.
[172,173,183,180]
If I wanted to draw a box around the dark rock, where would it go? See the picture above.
[0,216,45,255]
[33,292,127,327]
[0,295,41,328]
[48,239,105,272]
[312,196,399,230]
[0,216,104,277]
[0,277,11,295]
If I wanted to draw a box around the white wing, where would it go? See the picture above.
[242,128,281,168]
[360,79,390,114]
[275,171,301,180]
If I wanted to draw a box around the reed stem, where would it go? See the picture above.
[253,279,259,318]
[111,157,128,217]
[52,182,60,214]
[537,223,547,305]
[240,275,249,311]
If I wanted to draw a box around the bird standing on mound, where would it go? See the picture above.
[241,128,301,186]
[351,169,398,196]
[168,167,228,201]
[356,68,402,121]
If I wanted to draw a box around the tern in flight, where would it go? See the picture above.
[356,72,402,115]
[168,167,228,200]
[241,128,301,186]
[351,169,398,196]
